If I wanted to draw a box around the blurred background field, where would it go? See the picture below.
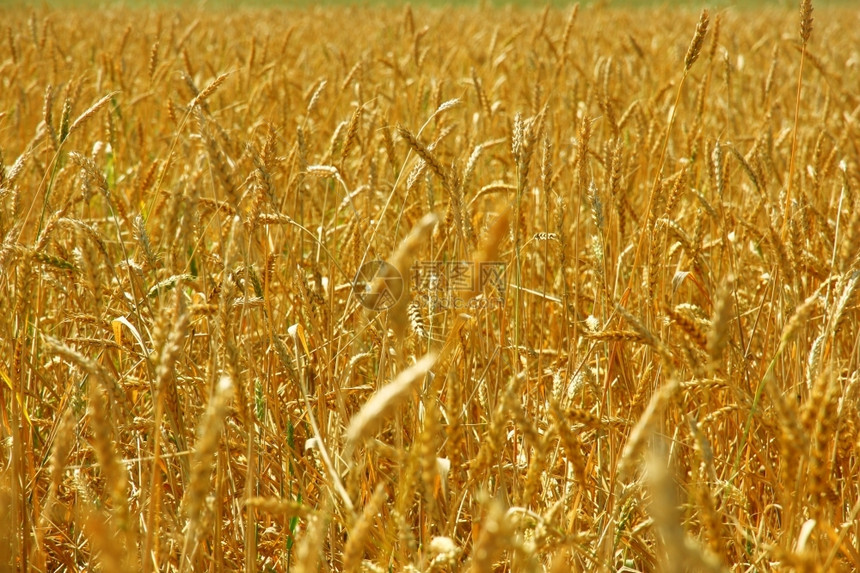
[4,0,859,10]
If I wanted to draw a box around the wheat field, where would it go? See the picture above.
[0,2,859,571]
